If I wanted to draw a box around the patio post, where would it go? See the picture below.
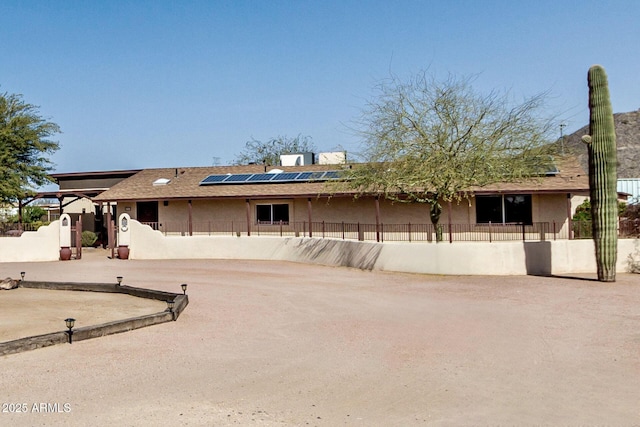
[246,199,251,236]
[307,198,313,238]
[18,199,23,231]
[448,201,453,243]
[566,193,573,240]
[375,196,381,242]
[57,192,64,216]
[188,200,193,236]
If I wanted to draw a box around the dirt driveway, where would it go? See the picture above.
[1,248,639,425]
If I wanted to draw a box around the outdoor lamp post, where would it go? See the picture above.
[116,276,123,286]
[20,271,25,281]
[166,300,176,321]
[181,283,187,295]
[65,318,76,344]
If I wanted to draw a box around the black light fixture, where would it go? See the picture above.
[181,283,187,295]
[166,300,176,321]
[20,271,25,281]
[116,276,123,286]
[65,318,76,344]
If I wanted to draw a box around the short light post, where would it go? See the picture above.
[116,276,123,286]
[166,300,176,321]
[65,318,76,344]
[20,271,25,281]
[181,283,187,295]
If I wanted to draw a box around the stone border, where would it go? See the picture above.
[0,281,189,356]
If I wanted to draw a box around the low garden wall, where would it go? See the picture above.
[128,219,639,276]
[1,218,637,276]
[0,221,60,262]
[0,281,188,356]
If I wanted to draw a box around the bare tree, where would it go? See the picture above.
[234,134,315,166]
[347,71,556,240]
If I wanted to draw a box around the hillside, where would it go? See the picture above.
[560,109,640,178]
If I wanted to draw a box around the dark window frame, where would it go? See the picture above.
[256,203,290,225]
[475,194,532,225]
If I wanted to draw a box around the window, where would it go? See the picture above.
[256,204,289,224]
[476,194,532,224]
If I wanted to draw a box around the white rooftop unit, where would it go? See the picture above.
[318,151,347,165]
[280,152,314,166]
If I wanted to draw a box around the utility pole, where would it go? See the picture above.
[560,123,566,155]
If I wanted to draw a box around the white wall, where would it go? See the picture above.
[0,222,60,262]
[127,220,639,276]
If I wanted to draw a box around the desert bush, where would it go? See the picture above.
[81,230,98,247]
[627,251,640,273]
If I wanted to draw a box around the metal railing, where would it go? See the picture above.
[138,220,596,243]
[4,219,637,242]
[572,219,640,239]
[0,222,43,237]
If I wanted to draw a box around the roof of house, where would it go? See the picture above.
[472,157,589,195]
[92,158,589,203]
[50,169,143,180]
[93,164,347,202]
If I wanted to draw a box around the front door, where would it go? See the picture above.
[136,201,159,228]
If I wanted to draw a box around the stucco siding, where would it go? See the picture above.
[123,193,578,237]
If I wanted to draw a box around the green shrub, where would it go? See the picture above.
[8,206,46,224]
[627,240,640,274]
[81,230,98,247]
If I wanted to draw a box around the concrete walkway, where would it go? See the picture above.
[1,249,639,426]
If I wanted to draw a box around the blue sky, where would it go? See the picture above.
[1,1,639,174]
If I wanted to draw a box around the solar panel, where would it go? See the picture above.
[295,171,325,181]
[223,174,253,183]
[322,171,342,179]
[247,173,276,182]
[270,172,301,181]
[199,170,345,186]
[200,175,229,185]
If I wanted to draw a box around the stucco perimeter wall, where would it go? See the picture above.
[128,220,639,276]
[549,239,638,275]
[0,221,60,262]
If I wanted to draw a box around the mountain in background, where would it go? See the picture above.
[558,109,640,178]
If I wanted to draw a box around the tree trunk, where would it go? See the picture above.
[430,201,443,242]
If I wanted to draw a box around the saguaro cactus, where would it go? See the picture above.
[581,65,618,282]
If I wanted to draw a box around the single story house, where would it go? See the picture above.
[90,156,590,242]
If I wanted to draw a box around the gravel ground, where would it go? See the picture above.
[1,248,639,426]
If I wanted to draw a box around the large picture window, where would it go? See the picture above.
[476,194,532,224]
[256,204,290,224]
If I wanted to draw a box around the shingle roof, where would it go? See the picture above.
[93,158,589,202]
[93,164,349,202]
[472,157,589,194]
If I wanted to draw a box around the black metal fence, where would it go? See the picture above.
[137,220,640,243]
[0,222,41,237]
[4,219,638,243]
